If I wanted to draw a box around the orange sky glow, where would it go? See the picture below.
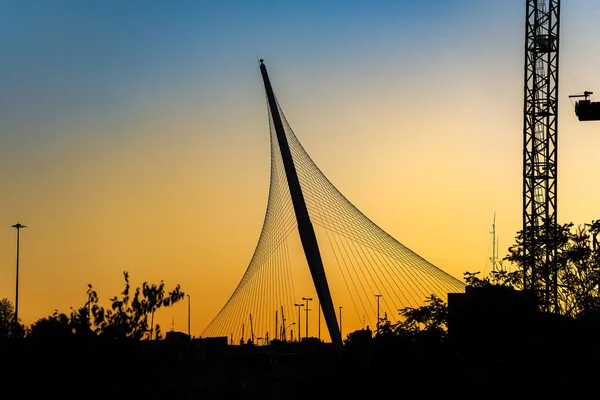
[2,1,600,339]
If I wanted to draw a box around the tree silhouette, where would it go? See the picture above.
[28,311,73,339]
[463,269,522,288]
[461,220,600,320]
[25,272,184,340]
[396,294,448,336]
[503,220,600,318]
[0,298,25,338]
[0,298,15,338]
[89,271,185,339]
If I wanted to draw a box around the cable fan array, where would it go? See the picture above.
[201,93,466,345]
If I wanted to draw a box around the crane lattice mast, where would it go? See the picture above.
[522,0,561,313]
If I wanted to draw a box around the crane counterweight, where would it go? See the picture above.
[569,91,600,121]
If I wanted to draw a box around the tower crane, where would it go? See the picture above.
[522,0,560,312]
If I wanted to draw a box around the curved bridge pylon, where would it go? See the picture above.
[200,60,466,348]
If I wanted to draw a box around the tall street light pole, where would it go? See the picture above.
[294,303,304,342]
[375,294,382,331]
[187,294,191,340]
[339,306,343,343]
[12,223,26,329]
[318,300,321,341]
[302,297,312,339]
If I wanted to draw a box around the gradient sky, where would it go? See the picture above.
[2,0,600,338]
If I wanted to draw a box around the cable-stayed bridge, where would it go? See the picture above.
[201,60,465,347]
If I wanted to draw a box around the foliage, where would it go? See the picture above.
[29,311,73,339]
[0,298,15,338]
[503,220,600,318]
[89,271,184,339]
[26,271,184,340]
[0,298,25,338]
[463,269,522,289]
[367,294,449,350]
[28,306,94,339]
[348,218,600,350]
[396,294,448,335]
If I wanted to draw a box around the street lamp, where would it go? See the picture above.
[375,294,382,331]
[339,306,343,342]
[318,300,321,341]
[302,297,312,339]
[12,223,26,329]
[284,322,296,342]
[149,294,173,340]
[150,308,156,340]
[187,294,191,340]
[294,303,304,342]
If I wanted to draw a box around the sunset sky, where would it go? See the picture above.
[2,0,600,338]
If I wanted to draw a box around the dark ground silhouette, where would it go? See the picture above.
[2,286,600,399]
[1,321,597,399]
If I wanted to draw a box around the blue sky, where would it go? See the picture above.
[0,0,515,137]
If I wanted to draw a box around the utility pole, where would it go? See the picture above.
[12,223,26,330]
[375,294,382,331]
[187,294,191,340]
[318,300,321,341]
[302,297,312,339]
[280,306,286,341]
[339,306,343,343]
[294,303,304,342]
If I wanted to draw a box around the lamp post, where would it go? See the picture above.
[149,295,172,340]
[318,300,321,341]
[150,307,156,340]
[187,294,191,340]
[285,322,295,342]
[294,303,304,342]
[302,297,312,339]
[339,306,343,342]
[12,223,26,329]
[375,294,382,331]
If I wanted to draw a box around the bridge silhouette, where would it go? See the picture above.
[200,60,466,346]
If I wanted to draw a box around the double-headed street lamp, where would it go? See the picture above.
[294,303,304,342]
[302,297,312,339]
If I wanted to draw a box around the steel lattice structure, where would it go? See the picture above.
[522,0,561,312]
